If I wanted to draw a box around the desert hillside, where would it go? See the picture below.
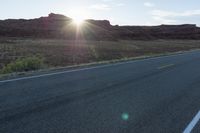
[0,13,200,40]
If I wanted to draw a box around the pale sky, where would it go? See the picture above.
[1,0,200,26]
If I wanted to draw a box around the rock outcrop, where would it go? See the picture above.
[0,13,200,40]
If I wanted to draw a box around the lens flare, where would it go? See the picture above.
[121,113,129,121]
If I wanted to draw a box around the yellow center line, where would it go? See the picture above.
[157,64,175,69]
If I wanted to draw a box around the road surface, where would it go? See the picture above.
[1,50,200,133]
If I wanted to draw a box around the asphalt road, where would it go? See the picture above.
[1,50,200,133]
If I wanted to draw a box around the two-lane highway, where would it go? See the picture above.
[1,50,200,133]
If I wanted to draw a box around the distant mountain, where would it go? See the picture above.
[0,13,200,40]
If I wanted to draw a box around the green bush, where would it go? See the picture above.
[1,56,45,74]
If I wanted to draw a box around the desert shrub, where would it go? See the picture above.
[1,56,45,74]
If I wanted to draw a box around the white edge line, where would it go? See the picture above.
[0,60,132,83]
[0,51,196,83]
[183,110,200,133]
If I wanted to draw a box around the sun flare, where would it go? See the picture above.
[66,8,88,26]
[72,17,85,26]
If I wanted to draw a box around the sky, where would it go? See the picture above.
[1,0,200,26]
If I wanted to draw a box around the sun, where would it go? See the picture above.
[67,8,88,26]
[72,17,85,26]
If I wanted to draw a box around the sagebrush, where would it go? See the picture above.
[1,56,44,74]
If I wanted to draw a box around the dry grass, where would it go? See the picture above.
[1,38,200,70]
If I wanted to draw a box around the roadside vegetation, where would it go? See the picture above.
[1,38,200,74]
[0,56,44,74]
